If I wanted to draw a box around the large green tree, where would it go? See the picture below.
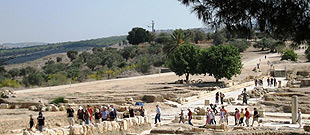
[253,37,276,51]
[163,29,189,56]
[179,0,310,43]
[127,27,151,45]
[67,50,78,61]
[168,44,200,83]
[199,45,242,82]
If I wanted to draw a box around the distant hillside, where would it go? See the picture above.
[0,35,127,65]
[0,42,48,48]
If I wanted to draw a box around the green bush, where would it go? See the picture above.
[0,79,20,88]
[50,97,65,105]
[281,49,298,61]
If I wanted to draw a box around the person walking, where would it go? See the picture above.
[234,108,238,125]
[222,106,228,125]
[267,78,270,86]
[274,78,277,87]
[66,105,75,127]
[239,108,245,126]
[245,108,251,127]
[235,109,241,126]
[110,105,117,119]
[101,107,109,121]
[242,88,248,105]
[188,108,193,126]
[220,93,225,105]
[206,107,210,125]
[155,105,161,124]
[255,79,258,86]
[209,110,215,125]
[297,109,302,128]
[37,112,45,133]
[123,107,130,118]
[77,107,84,125]
[179,110,185,123]
[29,114,34,129]
[271,78,274,86]
[251,108,260,127]
[215,92,219,104]
[219,109,225,124]
[109,109,116,121]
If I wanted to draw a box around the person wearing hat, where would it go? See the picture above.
[94,108,101,123]
[208,109,215,125]
[123,107,130,118]
[29,114,34,129]
[101,107,109,121]
[109,108,116,121]
[179,110,185,123]
[66,105,75,127]
[37,111,45,132]
[77,106,84,125]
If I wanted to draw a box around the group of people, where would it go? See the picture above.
[215,92,225,105]
[29,111,45,133]
[255,77,278,87]
[67,105,146,126]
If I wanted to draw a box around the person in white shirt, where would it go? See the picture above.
[155,105,161,124]
[297,109,302,128]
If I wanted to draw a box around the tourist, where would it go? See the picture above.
[271,78,274,86]
[129,107,135,117]
[109,109,116,121]
[297,109,302,128]
[66,105,75,126]
[37,111,45,133]
[77,106,84,125]
[84,109,90,125]
[123,107,130,118]
[267,78,270,86]
[206,107,210,124]
[188,108,193,126]
[94,108,101,123]
[140,106,145,117]
[235,109,240,126]
[219,109,225,124]
[265,55,266,59]
[222,106,228,125]
[101,107,109,121]
[274,78,277,87]
[245,108,250,127]
[255,79,258,86]
[239,108,244,126]
[215,92,219,104]
[111,105,117,119]
[234,108,238,125]
[155,105,161,124]
[179,110,185,123]
[220,93,225,105]
[259,79,263,86]
[251,108,260,126]
[208,110,215,125]
[86,105,93,122]
[29,114,34,129]
[210,104,218,114]
[242,88,248,105]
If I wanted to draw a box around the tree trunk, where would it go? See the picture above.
[186,73,190,84]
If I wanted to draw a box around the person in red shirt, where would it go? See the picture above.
[87,105,93,122]
[245,108,251,127]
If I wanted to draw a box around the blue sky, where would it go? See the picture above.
[0,0,204,44]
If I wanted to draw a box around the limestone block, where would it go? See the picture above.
[51,106,59,111]
[198,108,206,115]
[117,119,128,131]
[28,106,37,111]
[204,100,210,106]
[0,104,8,109]
[94,123,103,133]
[301,78,310,87]
[69,125,84,135]
[132,117,139,126]
[137,116,144,125]
[59,106,65,111]
[304,125,310,132]
[102,121,108,131]
[23,130,31,135]
[144,116,149,124]
[192,128,205,132]
[111,121,120,131]
[106,121,113,131]
[155,123,161,127]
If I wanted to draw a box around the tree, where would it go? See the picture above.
[163,29,189,56]
[199,45,242,82]
[8,68,20,77]
[56,57,62,62]
[20,66,36,76]
[186,29,207,44]
[179,0,310,43]
[127,27,151,45]
[92,47,103,54]
[79,52,92,63]
[253,38,275,51]
[229,39,251,52]
[136,55,151,74]
[86,57,101,70]
[168,44,200,83]
[281,49,298,61]
[27,72,46,86]
[213,32,227,45]
[122,46,138,61]
[67,50,78,61]
[155,33,170,44]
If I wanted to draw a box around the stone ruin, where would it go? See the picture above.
[0,89,16,98]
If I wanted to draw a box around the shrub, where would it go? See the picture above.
[50,97,65,105]
[0,79,20,88]
[281,49,298,61]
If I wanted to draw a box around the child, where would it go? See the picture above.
[29,114,34,129]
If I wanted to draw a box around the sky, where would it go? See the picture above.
[0,0,204,44]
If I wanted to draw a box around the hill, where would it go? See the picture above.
[0,42,48,49]
[0,35,127,65]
